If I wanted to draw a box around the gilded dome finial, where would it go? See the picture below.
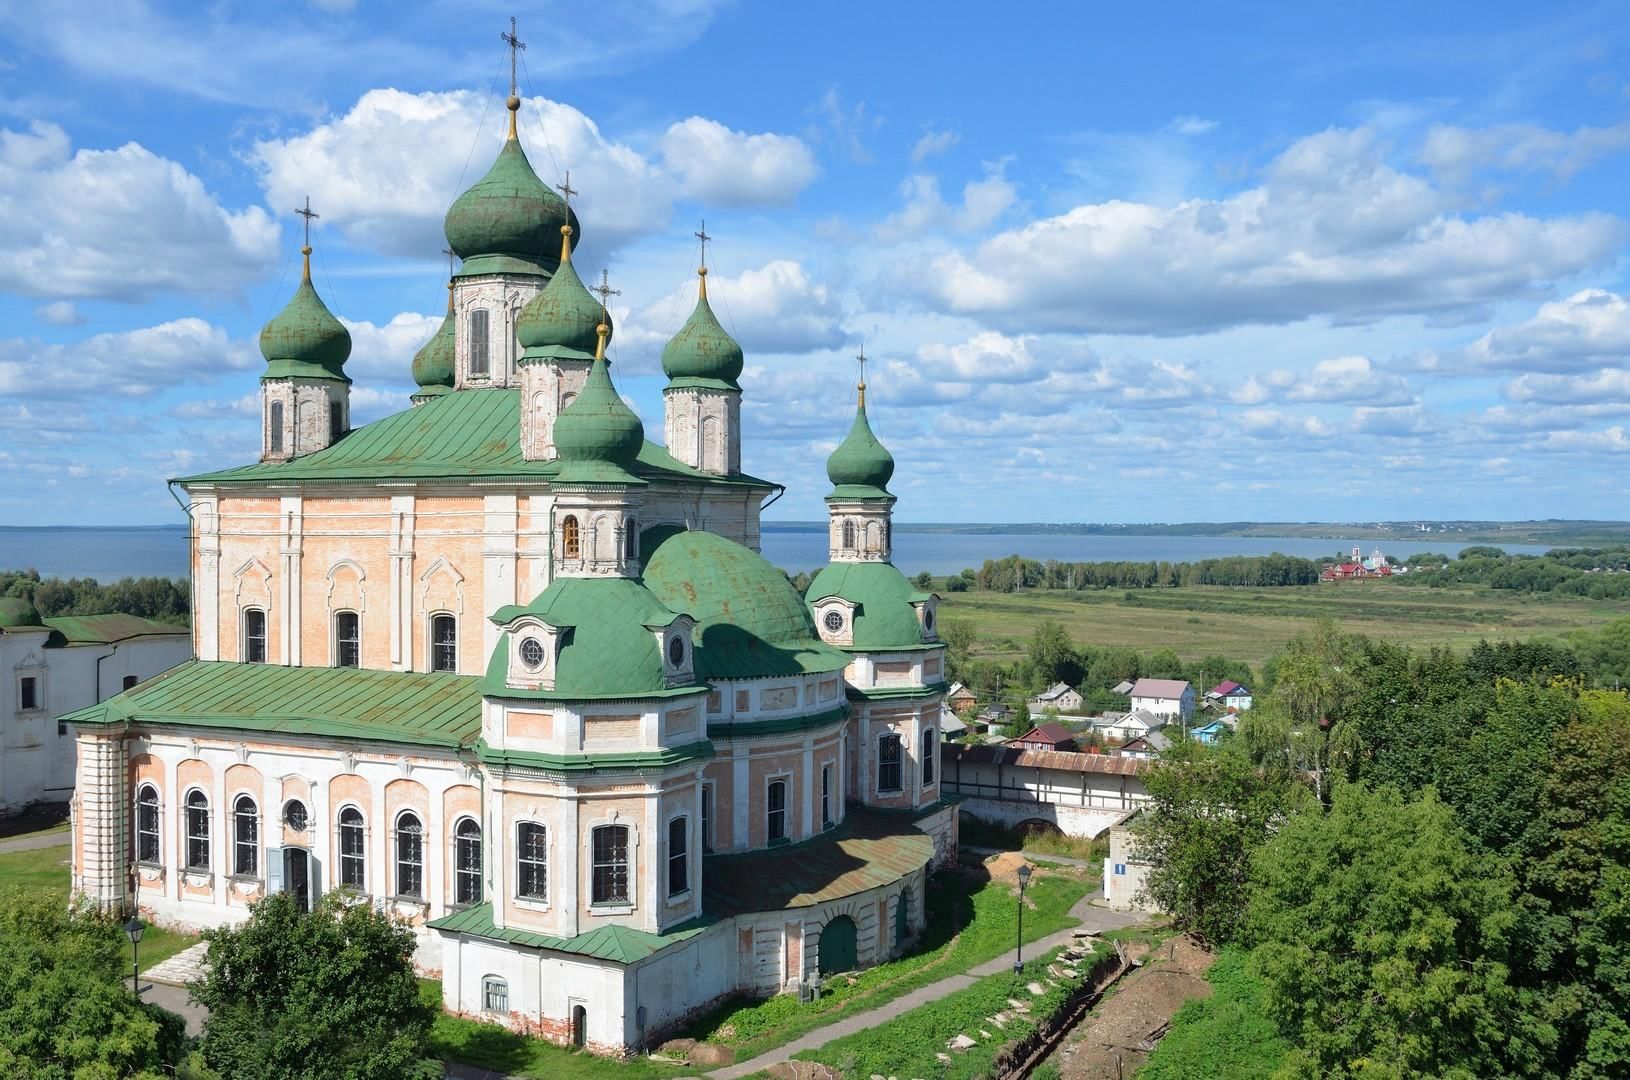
[501,17,526,140]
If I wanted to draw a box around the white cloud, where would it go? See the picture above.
[171,393,259,420]
[1166,116,1219,136]
[811,88,879,165]
[0,121,277,302]
[1505,368,1630,405]
[876,167,1016,242]
[1531,426,1630,453]
[1238,355,1414,406]
[907,126,1623,335]
[660,117,817,206]
[348,385,410,424]
[1238,408,1337,439]
[1405,289,1630,374]
[253,89,670,260]
[339,310,444,380]
[34,301,84,326]
[1421,120,1630,182]
[911,130,959,162]
[1350,403,1439,437]
[0,318,256,399]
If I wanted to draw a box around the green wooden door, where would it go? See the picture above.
[894,890,909,948]
[819,915,857,974]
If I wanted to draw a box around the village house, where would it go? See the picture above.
[1026,682,1084,714]
[1206,680,1254,712]
[1191,716,1238,745]
[1117,729,1171,760]
[1128,678,1194,723]
[1007,722,1078,752]
[945,682,978,713]
[1096,707,1165,742]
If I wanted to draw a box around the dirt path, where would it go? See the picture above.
[1051,935,1214,1080]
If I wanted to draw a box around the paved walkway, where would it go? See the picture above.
[145,941,211,986]
[961,844,1100,870]
[143,982,208,1038]
[709,890,1143,1079]
[0,831,70,855]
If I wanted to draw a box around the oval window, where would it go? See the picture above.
[923,608,935,633]
[519,637,546,670]
[823,610,844,633]
[668,635,686,667]
[283,800,309,832]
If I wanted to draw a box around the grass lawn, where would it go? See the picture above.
[795,943,1103,1080]
[422,981,690,1080]
[1139,947,1291,1079]
[959,816,1108,867]
[676,864,1093,1063]
[939,581,1622,669]
[0,840,199,974]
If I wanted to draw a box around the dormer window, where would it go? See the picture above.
[519,636,546,671]
[913,597,940,643]
[812,597,857,647]
[667,635,685,667]
[823,610,844,634]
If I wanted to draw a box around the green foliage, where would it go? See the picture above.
[912,570,934,590]
[1245,785,1548,1079]
[1568,616,1630,689]
[1026,619,1082,688]
[0,893,186,1078]
[0,569,190,625]
[192,892,439,1080]
[1140,949,1290,1080]
[1395,544,1630,600]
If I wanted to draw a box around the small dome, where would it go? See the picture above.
[259,252,352,382]
[661,275,743,389]
[443,134,578,278]
[553,345,645,484]
[485,577,687,698]
[807,562,933,650]
[0,597,42,628]
[515,233,608,362]
[826,398,894,497]
[411,287,455,398]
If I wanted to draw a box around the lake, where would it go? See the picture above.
[0,525,1556,581]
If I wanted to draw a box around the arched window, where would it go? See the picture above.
[334,611,360,668]
[243,608,267,664]
[184,790,210,871]
[922,728,937,786]
[482,975,508,1014]
[338,806,366,890]
[667,816,688,898]
[329,399,344,441]
[590,824,630,905]
[135,784,160,864]
[395,812,423,899]
[767,779,788,843]
[625,517,638,559]
[469,309,489,377]
[430,614,457,673]
[516,822,547,900]
[878,733,903,792]
[269,401,284,453]
[821,764,833,828]
[841,519,856,549]
[864,520,882,552]
[455,818,482,905]
[233,795,258,876]
[562,515,580,559]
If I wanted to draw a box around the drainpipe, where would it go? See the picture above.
[94,644,119,702]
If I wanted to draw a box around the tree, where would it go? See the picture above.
[193,893,439,1080]
[1026,619,1082,688]
[0,893,186,1077]
[1245,784,1550,1079]
[912,571,933,590]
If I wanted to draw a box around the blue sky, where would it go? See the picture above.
[2,0,1628,525]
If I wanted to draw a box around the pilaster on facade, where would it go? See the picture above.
[193,494,221,661]
[519,358,591,460]
[662,386,741,476]
[388,495,416,670]
[73,731,128,911]
[454,275,543,390]
[482,494,520,667]
[827,498,895,563]
[279,496,304,667]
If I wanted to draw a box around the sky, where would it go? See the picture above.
[2,0,1629,526]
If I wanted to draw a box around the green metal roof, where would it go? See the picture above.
[661,280,743,390]
[411,287,456,398]
[260,257,352,384]
[42,614,187,645]
[826,399,894,500]
[474,737,713,773]
[428,902,712,965]
[553,352,645,487]
[485,576,690,699]
[59,660,482,748]
[806,561,936,650]
[642,530,849,680]
[516,242,604,363]
[443,131,577,279]
[702,807,935,918]
[174,389,774,490]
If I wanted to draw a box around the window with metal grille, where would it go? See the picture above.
[667,816,687,897]
[339,807,365,889]
[878,734,903,792]
[431,614,457,672]
[591,825,629,904]
[841,519,856,548]
[329,400,343,441]
[233,794,258,876]
[269,401,284,452]
[767,779,787,842]
[395,812,423,898]
[244,609,267,663]
[184,790,210,871]
[455,818,482,905]
[19,676,37,711]
[625,517,638,558]
[922,729,937,786]
[562,515,580,559]
[821,765,832,827]
[516,822,547,900]
[136,784,160,863]
[334,611,360,667]
[482,976,508,1014]
[469,309,489,376]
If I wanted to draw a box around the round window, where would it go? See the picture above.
[283,800,308,832]
[823,610,844,633]
[668,635,686,667]
[924,608,936,633]
[519,637,546,670]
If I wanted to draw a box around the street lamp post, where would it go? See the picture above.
[1013,863,1032,975]
[123,916,144,997]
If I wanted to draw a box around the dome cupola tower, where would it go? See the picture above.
[411,279,456,405]
[514,204,608,458]
[661,225,743,475]
[259,199,352,462]
[825,351,896,562]
[442,21,574,390]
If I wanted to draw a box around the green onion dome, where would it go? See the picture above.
[0,597,43,628]
[259,248,352,383]
[661,269,743,389]
[515,227,608,363]
[825,388,894,498]
[411,284,455,400]
[443,102,578,278]
[552,329,646,484]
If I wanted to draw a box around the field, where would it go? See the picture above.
[939,581,1625,669]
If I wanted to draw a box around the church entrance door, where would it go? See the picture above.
[819,915,857,975]
[284,848,312,913]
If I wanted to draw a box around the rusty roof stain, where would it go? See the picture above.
[941,742,1149,776]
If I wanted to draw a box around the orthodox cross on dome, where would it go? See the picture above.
[694,219,712,297]
[294,196,319,253]
[556,170,578,210]
[590,269,620,318]
[441,247,456,276]
[501,16,526,136]
[856,344,868,407]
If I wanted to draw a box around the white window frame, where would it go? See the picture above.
[588,822,633,910]
[232,794,259,878]
[333,610,361,668]
[135,783,161,865]
[921,728,937,787]
[242,607,268,664]
[665,814,689,900]
[453,816,482,907]
[337,805,367,892]
[877,732,904,794]
[482,975,508,1015]
[515,821,548,904]
[429,612,458,673]
[766,776,790,844]
[183,788,211,873]
[700,782,714,854]
[393,810,424,901]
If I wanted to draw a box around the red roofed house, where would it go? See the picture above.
[1008,722,1078,752]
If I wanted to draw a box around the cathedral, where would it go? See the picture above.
[64,82,955,1055]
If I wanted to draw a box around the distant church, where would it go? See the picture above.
[66,60,955,1055]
